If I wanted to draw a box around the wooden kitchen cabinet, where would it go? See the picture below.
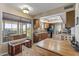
[8,44,22,56]
[66,10,75,27]
[33,35,39,43]
[41,33,48,40]
[33,32,48,43]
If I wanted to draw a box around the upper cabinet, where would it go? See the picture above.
[66,10,75,27]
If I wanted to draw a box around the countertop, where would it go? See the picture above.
[9,38,30,46]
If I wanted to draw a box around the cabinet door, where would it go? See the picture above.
[8,44,22,56]
[14,45,22,54]
[66,10,75,27]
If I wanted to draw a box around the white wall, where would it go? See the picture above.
[75,4,79,42]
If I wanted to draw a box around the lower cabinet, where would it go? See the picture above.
[33,33,48,43]
[33,35,39,43]
[8,44,22,56]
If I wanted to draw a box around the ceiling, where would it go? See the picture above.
[40,12,66,23]
[40,16,63,23]
[5,3,74,16]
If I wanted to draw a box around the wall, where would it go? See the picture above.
[75,4,79,42]
[0,4,33,55]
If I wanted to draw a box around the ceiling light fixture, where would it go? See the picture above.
[22,8,29,13]
[20,5,33,14]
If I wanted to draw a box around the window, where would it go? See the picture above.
[23,24,26,34]
[4,22,11,36]
[11,22,18,34]
[3,20,32,42]
[3,20,18,42]
[19,23,27,34]
[27,23,32,39]
[19,22,23,34]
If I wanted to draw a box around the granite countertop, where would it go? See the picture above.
[35,32,47,34]
[9,38,30,46]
